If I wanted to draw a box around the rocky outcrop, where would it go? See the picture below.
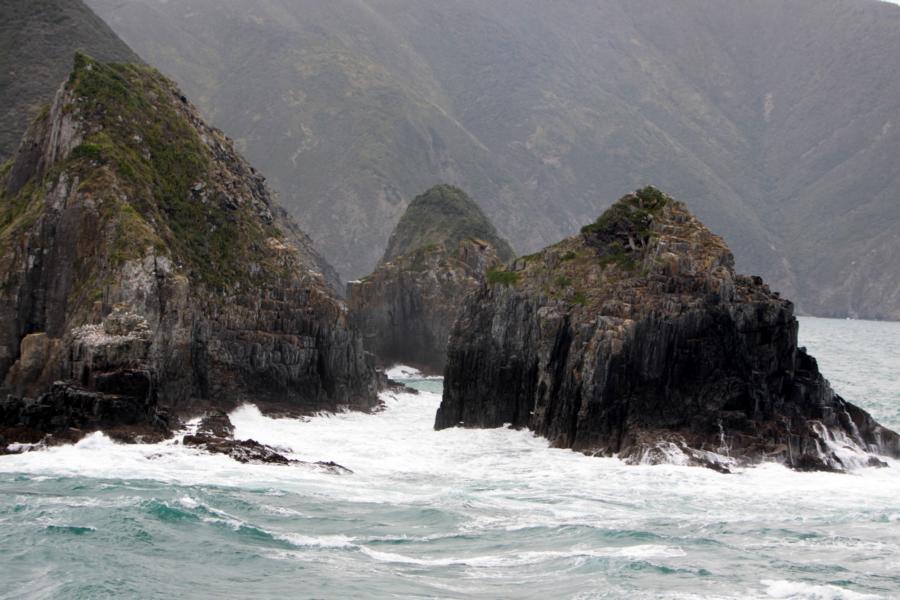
[0,54,378,447]
[182,411,351,472]
[381,185,514,265]
[0,306,168,447]
[436,187,900,472]
[348,185,511,372]
[0,380,167,447]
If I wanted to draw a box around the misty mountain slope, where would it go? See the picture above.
[0,0,139,163]
[88,0,900,319]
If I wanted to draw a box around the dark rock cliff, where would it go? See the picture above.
[0,54,378,445]
[436,188,900,472]
[349,238,502,373]
[348,185,510,372]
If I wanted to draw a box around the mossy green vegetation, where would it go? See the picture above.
[554,274,571,288]
[0,177,42,239]
[1,53,293,297]
[383,184,515,263]
[497,188,685,312]
[486,266,520,286]
[62,53,283,290]
[581,186,669,240]
[579,186,670,273]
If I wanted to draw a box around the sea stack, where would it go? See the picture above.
[348,185,513,372]
[435,187,900,472]
[0,54,378,445]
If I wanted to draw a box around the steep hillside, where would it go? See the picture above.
[0,54,378,445]
[382,185,513,264]
[348,185,510,371]
[0,0,139,162]
[87,0,900,319]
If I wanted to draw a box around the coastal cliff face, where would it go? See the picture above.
[348,185,511,372]
[348,237,502,372]
[436,188,900,472]
[0,54,378,444]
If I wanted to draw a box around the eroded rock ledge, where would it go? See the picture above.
[435,188,900,472]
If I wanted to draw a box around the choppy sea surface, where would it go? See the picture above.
[1,316,898,599]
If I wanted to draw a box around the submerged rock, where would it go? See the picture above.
[0,54,378,448]
[348,185,512,372]
[435,187,900,472]
[183,411,352,472]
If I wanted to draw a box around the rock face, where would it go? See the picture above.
[0,54,378,446]
[436,187,900,472]
[348,185,511,372]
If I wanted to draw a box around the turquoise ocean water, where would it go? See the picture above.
[0,316,898,599]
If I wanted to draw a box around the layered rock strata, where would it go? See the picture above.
[436,187,900,472]
[0,54,378,447]
[348,185,512,372]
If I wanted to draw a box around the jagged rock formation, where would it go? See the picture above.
[182,411,352,471]
[348,185,511,372]
[0,0,139,162]
[436,187,900,472]
[0,54,378,447]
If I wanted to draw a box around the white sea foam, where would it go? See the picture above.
[762,580,885,600]
[0,317,898,598]
[3,393,897,516]
[385,364,423,379]
[355,543,685,568]
[277,533,356,549]
[5,441,44,453]
[385,364,443,380]
[177,495,199,508]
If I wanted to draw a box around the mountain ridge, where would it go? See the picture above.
[86,0,900,319]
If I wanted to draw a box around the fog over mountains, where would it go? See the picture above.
[18,0,900,319]
[0,0,138,163]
